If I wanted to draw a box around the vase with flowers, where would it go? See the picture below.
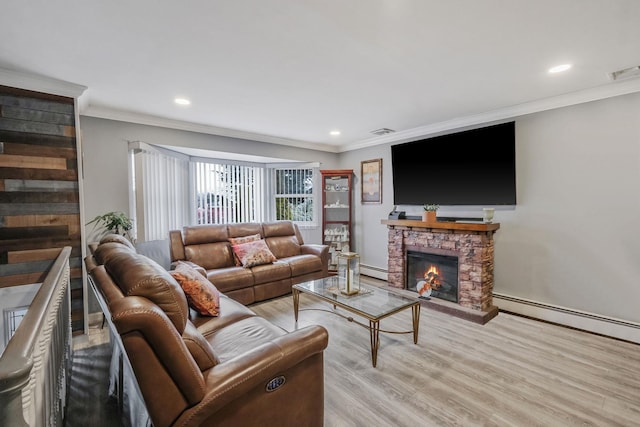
[422,204,439,222]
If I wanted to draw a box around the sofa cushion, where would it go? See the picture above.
[265,235,301,259]
[104,252,189,333]
[227,223,263,239]
[190,294,256,337]
[250,260,291,285]
[279,254,323,276]
[185,242,235,270]
[205,316,287,364]
[99,233,136,251]
[262,221,296,237]
[183,224,228,245]
[231,239,277,268]
[206,266,255,293]
[171,261,220,316]
[93,241,136,265]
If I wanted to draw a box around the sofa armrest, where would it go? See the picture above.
[301,244,329,275]
[173,325,329,427]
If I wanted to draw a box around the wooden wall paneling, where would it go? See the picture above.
[0,85,84,332]
[7,247,66,263]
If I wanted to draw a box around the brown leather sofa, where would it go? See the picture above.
[85,234,329,427]
[169,221,329,305]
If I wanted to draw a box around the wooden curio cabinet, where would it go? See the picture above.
[321,169,353,272]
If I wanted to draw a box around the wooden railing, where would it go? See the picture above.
[0,247,72,427]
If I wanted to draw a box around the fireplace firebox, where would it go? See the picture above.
[406,251,458,303]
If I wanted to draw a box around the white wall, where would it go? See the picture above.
[343,92,640,328]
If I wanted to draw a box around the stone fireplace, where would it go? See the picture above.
[382,219,500,324]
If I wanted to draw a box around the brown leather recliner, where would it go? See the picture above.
[86,235,329,427]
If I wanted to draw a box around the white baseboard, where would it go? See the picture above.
[361,264,388,281]
[494,293,640,344]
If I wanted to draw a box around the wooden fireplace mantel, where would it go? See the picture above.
[381,219,500,232]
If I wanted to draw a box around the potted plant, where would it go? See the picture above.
[86,211,134,241]
[422,204,439,222]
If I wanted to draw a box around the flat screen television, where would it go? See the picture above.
[391,121,516,206]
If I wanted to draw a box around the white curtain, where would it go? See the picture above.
[130,142,189,241]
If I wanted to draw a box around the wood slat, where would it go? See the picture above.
[0,167,77,180]
[0,153,67,170]
[0,85,73,106]
[0,117,75,138]
[0,225,69,239]
[0,236,81,252]
[7,247,65,263]
[0,192,79,203]
[0,271,46,287]
[3,213,80,227]
[3,178,78,192]
[0,129,76,149]
[0,105,75,125]
[1,141,77,159]
[0,267,81,288]
[0,202,79,215]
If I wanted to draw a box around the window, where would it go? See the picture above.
[193,160,265,225]
[130,143,320,239]
[272,167,315,225]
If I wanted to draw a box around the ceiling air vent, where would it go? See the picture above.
[370,128,395,136]
[608,65,640,81]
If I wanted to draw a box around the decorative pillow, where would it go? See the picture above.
[231,239,277,268]
[228,234,262,265]
[170,261,220,316]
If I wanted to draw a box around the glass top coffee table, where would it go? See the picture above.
[292,277,420,367]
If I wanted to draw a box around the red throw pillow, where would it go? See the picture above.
[231,239,277,268]
[170,261,220,316]
[228,233,262,265]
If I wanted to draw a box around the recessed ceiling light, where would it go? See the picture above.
[330,130,341,136]
[174,97,191,105]
[548,64,572,74]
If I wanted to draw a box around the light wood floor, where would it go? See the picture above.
[67,280,640,427]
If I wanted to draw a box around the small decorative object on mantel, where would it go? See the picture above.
[422,204,439,222]
[483,208,495,223]
[338,251,360,295]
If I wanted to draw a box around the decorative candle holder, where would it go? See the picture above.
[338,251,360,295]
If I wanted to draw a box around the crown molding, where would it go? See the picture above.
[342,78,640,152]
[0,68,87,98]
[81,105,341,153]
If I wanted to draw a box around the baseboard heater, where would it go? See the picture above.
[494,293,640,344]
[494,293,640,329]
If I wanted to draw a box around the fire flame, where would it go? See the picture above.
[423,264,441,290]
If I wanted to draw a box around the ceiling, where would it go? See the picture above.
[2,1,640,153]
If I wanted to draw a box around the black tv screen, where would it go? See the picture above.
[391,121,516,206]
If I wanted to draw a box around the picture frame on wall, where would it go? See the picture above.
[361,158,382,204]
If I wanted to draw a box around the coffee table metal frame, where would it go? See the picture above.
[292,278,420,367]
